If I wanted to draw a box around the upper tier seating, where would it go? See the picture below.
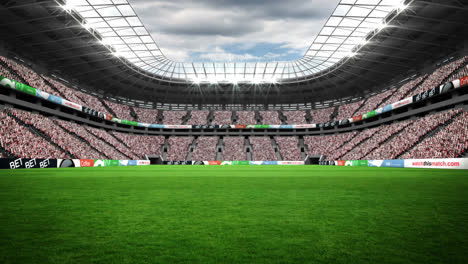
[163,111,186,125]
[0,56,61,97]
[103,100,134,121]
[259,111,282,125]
[222,137,246,161]
[0,109,68,159]
[191,137,218,161]
[283,111,307,125]
[401,111,468,159]
[42,76,87,106]
[250,137,276,161]
[133,107,159,124]
[236,111,256,125]
[378,76,427,108]
[212,111,232,125]
[187,110,209,125]
[0,64,19,82]
[355,89,395,116]
[309,108,334,124]
[335,100,365,120]
[166,137,193,161]
[112,132,164,158]
[275,137,302,161]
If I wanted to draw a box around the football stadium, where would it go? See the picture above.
[1,0,468,263]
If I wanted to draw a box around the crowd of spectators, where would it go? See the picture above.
[304,132,357,158]
[401,111,468,159]
[340,121,411,160]
[275,137,302,160]
[86,126,139,159]
[283,111,307,125]
[259,111,282,125]
[335,100,365,120]
[0,64,18,82]
[133,107,158,124]
[191,137,218,161]
[8,108,105,159]
[236,111,256,125]
[365,110,459,160]
[163,111,187,125]
[0,56,62,97]
[328,127,382,161]
[74,90,109,113]
[42,76,87,106]
[166,137,193,161]
[187,110,209,125]
[103,99,135,121]
[355,89,395,116]
[249,137,277,160]
[450,64,468,81]
[112,132,164,158]
[309,108,334,124]
[0,109,68,159]
[212,111,232,125]
[378,76,427,107]
[222,137,246,160]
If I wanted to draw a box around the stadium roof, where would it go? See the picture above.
[59,0,411,84]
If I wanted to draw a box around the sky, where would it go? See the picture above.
[128,0,339,63]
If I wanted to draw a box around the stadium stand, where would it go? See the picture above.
[86,127,139,160]
[304,132,357,158]
[212,111,232,125]
[335,100,365,120]
[166,137,194,161]
[133,107,158,124]
[283,111,307,125]
[250,137,276,161]
[236,111,256,125]
[401,111,468,159]
[275,137,302,161]
[328,127,382,161]
[187,110,210,125]
[378,75,427,107]
[259,111,282,125]
[191,137,218,161]
[163,111,186,125]
[355,89,395,116]
[103,99,135,121]
[0,64,19,82]
[42,76,87,106]
[112,132,164,158]
[222,137,246,161]
[309,108,334,123]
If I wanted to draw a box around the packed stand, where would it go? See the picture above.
[0,56,61,97]
[42,76,87,106]
[250,137,277,161]
[236,111,256,125]
[166,137,193,161]
[56,120,131,160]
[0,109,68,159]
[283,111,307,125]
[133,107,158,124]
[304,132,357,158]
[103,100,134,121]
[335,100,365,120]
[449,64,468,81]
[112,132,164,158]
[378,76,427,107]
[365,110,460,160]
[328,127,382,161]
[401,111,468,159]
[222,137,246,161]
[355,89,395,116]
[71,91,108,114]
[275,137,302,161]
[163,111,186,125]
[0,64,18,82]
[86,127,139,159]
[8,108,105,159]
[212,111,232,125]
[410,57,468,97]
[187,110,209,125]
[191,137,218,161]
[259,111,282,125]
[309,108,334,123]
[340,121,411,161]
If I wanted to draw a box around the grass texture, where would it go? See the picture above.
[0,166,467,264]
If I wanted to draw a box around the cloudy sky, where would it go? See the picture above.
[128,0,339,62]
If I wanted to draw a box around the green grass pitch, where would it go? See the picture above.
[0,166,467,264]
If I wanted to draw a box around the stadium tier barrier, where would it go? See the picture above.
[0,158,150,169]
[323,158,468,170]
[1,75,467,129]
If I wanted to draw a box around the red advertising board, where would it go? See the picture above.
[352,116,362,122]
[80,159,94,167]
[207,161,221,165]
[337,160,345,166]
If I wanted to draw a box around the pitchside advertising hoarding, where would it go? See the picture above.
[334,158,468,170]
[0,158,151,169]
